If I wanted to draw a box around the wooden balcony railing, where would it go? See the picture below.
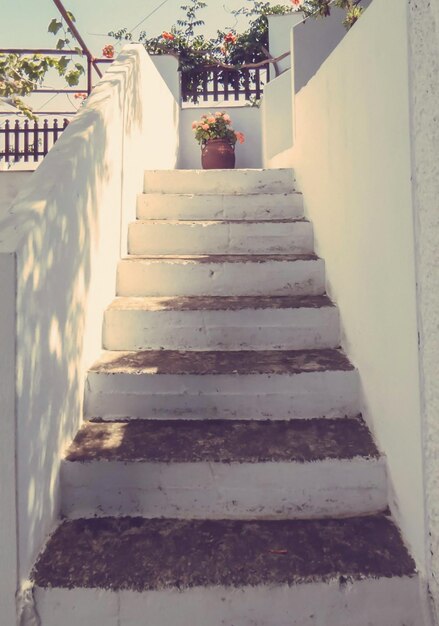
[0,117,70,163]
[181,66,270,104]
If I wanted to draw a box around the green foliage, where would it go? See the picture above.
[0,10,86,118]
[107,0,366,104]
[177,0,208,37]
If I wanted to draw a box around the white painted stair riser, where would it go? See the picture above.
[61,457,387,520]
[84,369,360,420]
[127,220,314,255]
[116,257,325,297]
[102,304,340,351]
[143,168,296,195]
[34,576,425,626]
[137,192,304,221]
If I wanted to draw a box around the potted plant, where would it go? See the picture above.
[192,111,245,169]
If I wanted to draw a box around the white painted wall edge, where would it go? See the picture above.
[0,43,179,624]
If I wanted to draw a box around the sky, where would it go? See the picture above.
[1,0,288,54]
[1,0,290,112]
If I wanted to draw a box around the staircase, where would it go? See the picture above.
[31,169,424,625]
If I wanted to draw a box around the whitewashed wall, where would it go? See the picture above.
[0,171,33,215]
[179,105,262,169]
[408,0,439,621]
[150,55,181,101]
[0,44,179,625]
[287,0,426,573]
[268,2,372,92]
[261,69,293,167]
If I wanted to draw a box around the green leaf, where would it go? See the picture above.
[65,69,81,86]
[66,11,76,23]
[56,39,66,50]
[48,19,62,34]
[57,56,70,72]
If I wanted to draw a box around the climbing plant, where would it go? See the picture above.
[0,10,85,118]
[109,0,368,101]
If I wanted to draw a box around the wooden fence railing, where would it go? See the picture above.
[181,66,270,103]
[0,118,70,163]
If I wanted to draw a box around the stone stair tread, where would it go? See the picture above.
[121,253,318,263]
[65,416,379,464]
[140,190,302,197]
[89,348,353,375]
[133,218,308,224]
[32,514,415,592]
[106,294,335,312]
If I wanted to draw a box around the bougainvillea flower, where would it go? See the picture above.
[102,44,114,59]
[291,0,304,7]
[162,31,175,40]
[224,33,237,44]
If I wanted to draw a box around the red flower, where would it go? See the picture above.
[74,93,87,100]
[162,31,175,41]
[291,0,304,7]
[102,44,115,59]
[224,32,237,45]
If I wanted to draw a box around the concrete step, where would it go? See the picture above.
[103,295,340,351]
[137,191,304,221]
[116,254,325,297]
[143,168,296,195]
[33,515,423,626]
[84,349,359,420]
[61,417,387,519]
[127,219,313,255]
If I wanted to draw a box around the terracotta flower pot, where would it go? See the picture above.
[201,138,235,169]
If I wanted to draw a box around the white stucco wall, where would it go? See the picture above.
[179,106,262,170]
[0,171,33,215]
[261,69,293,167]
[268,14,301,74]
[0,44,179,625]
[150,55,181,101]
[288,0,426,571]
[408,1,439,621]
[268,3,372,92]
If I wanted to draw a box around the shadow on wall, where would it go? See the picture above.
[0,46,148,600]
[293,1,373,93]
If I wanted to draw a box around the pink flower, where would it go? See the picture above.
[208,116,215,123]
[215,111,222,117]
[235,131,245,144]
[223,113,231,124]
[202,124,209,130]
[192,121,198,129]
[291,0,304,8]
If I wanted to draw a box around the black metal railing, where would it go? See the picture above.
[0,117,70,162]
[181,66,270,104]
